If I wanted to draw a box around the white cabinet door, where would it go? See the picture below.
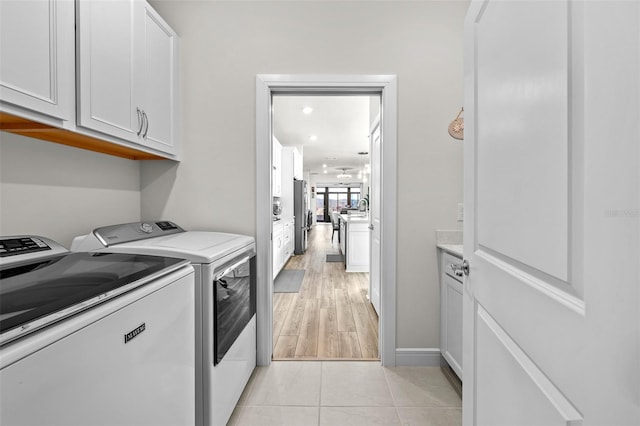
[440,250,463,380]
[0,0,74,122]
[339,219,346,255]
[77,0,140,141]
[77,0,178,157]
[464,1,639,424]
[283,221,291,260]
[272,224,284,276]
[139,3,178,154]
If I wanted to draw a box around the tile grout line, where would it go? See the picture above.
[382,365,404,424]
[317,361,324,426]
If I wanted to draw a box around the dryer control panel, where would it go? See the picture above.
[86,221,185,248]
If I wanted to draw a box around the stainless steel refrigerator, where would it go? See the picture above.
[294,179,307,254]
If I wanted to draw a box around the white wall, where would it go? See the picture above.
[0,132,141,248]
[143,0,467,350]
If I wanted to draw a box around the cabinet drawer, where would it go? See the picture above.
[442,251,464,281]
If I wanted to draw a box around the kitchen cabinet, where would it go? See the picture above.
[339,218,346,256]
[77,0,178,157]
[272,137,283,197]
[283,219,294,262]
[339,214,370,273]
[0,0,179,161]
[439,249,463,380]
[0,0,74,123]
[273,222,284,277]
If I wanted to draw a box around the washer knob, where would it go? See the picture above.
[140,223,154,233]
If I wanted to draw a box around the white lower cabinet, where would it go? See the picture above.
[345,221,369,272]
[273,222,284,277]
[283,219,294,261]
[274,219,294,277]
[439,250,463,380]
[339,219,346,256]
[338,216,370,273]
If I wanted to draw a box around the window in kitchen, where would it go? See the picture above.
[315,187,361,222]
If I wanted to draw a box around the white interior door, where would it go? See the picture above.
[463,1,639,425]
[369,115,381,315]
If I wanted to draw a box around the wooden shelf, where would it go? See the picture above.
[0,112,165,160]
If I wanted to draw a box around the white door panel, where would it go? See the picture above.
[476,306,581,426]
[464,1,639,425]
[476,0,569,281]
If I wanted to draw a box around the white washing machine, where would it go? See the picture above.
[0,235,195,425]
[72,221,256,426]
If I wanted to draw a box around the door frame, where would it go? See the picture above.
[255,74,398,366]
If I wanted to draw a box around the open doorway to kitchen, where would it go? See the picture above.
[255,75,398,367]
[271,95,378,360]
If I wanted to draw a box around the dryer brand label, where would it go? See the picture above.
[124,323,146,344]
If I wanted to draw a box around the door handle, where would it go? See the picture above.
[450,260,470,277]
[368,224,374,230]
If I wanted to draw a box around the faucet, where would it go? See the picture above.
[357,198,367,212]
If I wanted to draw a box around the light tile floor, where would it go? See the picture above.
[229,361,462,426]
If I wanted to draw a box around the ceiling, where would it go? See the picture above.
[272,95,377,186]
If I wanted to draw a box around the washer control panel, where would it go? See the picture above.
[0,237,51,257]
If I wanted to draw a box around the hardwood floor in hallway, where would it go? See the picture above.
[273,222,379,360]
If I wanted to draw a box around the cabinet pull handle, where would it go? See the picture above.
[142,111,149,138]
[136,108,143,136]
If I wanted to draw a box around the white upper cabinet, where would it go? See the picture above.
[77,0,178,157]
[0,0,74,122]
[140,4,178,154]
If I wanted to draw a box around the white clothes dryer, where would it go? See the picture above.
[72,221,256,426]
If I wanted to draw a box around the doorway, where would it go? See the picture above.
[270,93,375,360]
[255,74,398,367]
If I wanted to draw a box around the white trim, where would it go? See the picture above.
[395,348,443,367]
[255,74,398,367]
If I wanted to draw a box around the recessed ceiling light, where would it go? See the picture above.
[322,164,327,168]
[309,135,318,141]
[323,170,327,174]
[302,107,313,114]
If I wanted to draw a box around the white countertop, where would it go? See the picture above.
[437,244,463,258]
[339,213,369,223]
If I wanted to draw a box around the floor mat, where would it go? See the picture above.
[326,254,345,262]
[274,269,305,293]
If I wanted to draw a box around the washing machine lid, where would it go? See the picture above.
[0,252,188,346]
[97,232,255,264]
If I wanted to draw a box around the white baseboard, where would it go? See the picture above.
[395,348,442,366]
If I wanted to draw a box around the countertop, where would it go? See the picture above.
[437,244,463,258]
[339,213,369,223]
